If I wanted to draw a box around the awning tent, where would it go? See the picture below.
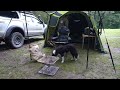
[44,11,104,52]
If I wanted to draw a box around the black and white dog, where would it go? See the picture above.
[52,44,79,63]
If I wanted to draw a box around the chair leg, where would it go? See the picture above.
[94,37,96,49]
[82,37,84,49]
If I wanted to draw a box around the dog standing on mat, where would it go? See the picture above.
[52,44,79,63]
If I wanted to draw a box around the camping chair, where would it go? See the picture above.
[82,27,96,49]
[52,26,71,45]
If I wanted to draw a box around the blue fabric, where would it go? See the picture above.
[57,26,70,43]
[58,26,70,35]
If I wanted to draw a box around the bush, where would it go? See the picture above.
[33,11,48,24]
[92,11,120,29]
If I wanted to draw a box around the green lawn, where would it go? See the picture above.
[102,29,120,37]
[41,29,120,79]
[100,29,120,78]
[0,29,120,79]
[101,29,120,48]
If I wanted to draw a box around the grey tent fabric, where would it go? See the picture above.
[49,16,59,26]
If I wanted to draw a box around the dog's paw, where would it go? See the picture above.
[61,61,64,63]
[75,58,78,61]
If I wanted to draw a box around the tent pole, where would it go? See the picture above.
[98,11,116,74]
[24,11,32,61]
[86,11,91,69]
[43,11,57,47]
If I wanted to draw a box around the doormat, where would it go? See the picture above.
[38,65,59,76]
[37,56,59,65]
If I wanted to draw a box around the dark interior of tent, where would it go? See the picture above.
[68,13,90,43]
[53,13,95,48]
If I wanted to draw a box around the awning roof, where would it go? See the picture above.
[47,11,89,27]
[46,11,89,16]
[45,11,68,17]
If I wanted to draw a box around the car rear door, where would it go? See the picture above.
[26,16,38,36]
[31,17,44,36]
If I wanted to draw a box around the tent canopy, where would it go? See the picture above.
[44,11,104,52]
[47,11,90,27]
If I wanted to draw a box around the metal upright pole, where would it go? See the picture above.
[24,11,32,60]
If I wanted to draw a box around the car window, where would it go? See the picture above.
[32,17,42,24]
[0,11,19,18]
[26,17,32,22]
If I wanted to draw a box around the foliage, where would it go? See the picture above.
[91,11,120,29]
[33,11,120,29]
[33,11,48,24]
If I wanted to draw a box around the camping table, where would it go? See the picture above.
[82,34,96,49]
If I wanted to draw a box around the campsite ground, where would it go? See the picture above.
[0,29,120,79]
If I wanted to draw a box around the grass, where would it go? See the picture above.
[100,29,120,78]
[101,29,120,48]
[0,29,120,79]
[41,29,120,78]
[102,29,120,37]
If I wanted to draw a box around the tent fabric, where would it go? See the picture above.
[49,11,68,26]
[49,16,59,26]
[44,11,104,52]
[49,11,89,27]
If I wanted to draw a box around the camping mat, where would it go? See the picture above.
[37,56,59,65]
[38,65,59,76]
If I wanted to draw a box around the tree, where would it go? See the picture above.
[91,11,120,29]
[33,11,48,24]
[33,11,120,29]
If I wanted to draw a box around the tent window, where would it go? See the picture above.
[49,16,59,26]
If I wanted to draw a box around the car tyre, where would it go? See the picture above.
[5,32,24,49]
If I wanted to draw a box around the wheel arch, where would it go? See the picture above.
[5,26,25,39]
